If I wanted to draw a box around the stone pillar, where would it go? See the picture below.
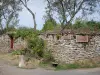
[19,55,25,68]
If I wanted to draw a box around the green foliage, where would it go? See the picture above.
[73,19,84,29]
[55,59,100,70]
[10,27,45,58]
[28,37,45,57]
[42,19,57,31]
[11,50,21,55]
[11,50,25,55]
[39,49,55,69]
[43,50,54,62]
[39,50,55,69]
[14,27,38,40]
[56,64,80,70]
[56,34,61,40]
[0,0,22,32]
[86,21,100,30]
[73,19,100,30]
[45,0,100,29]
[15,28,31,39]
[7,31,17,38]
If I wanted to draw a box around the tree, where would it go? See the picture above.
[44,0,53,22]
[0,0,22,32]
[20,0,37,31]
[42,19,57,32]
[45,0,100,30]
[72,19,100,31]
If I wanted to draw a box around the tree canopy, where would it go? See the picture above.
[45,0,100,30]
[42,19,57,31]
[0,0,22,32]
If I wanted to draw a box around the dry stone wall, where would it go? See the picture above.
[0,34,10,52]
[45,35,100,64]
[0,34,27,53]
[14,37,27,50]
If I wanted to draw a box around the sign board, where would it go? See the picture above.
[76,35,88,42]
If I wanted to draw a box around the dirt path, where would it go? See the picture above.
[0,61,100,75]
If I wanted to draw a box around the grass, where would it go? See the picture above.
[39,61,55,70]
[55,59,100,70]
[39,58,100,71]
[55,64,80,70]
[1,53,100,70]
[0,53,19,66]
[0,53,40,69]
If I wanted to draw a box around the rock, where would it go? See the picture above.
[46,35,100,64]
[19,55,25,68]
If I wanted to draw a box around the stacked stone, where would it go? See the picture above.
[46,35,100,64]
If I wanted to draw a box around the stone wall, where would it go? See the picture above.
[13,37,27,50]
[45,34,100,64]
[0,34,10,52]
[0,34,27,53]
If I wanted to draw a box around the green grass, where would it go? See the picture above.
[39,61,55,70]
[55,63,100,70]
[55,64,80,70]
[39,59,100,70]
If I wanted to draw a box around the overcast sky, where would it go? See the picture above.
[19,0,100,30]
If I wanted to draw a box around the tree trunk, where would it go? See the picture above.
[10,37,14,49]
[20,0,37,31]
[32,14,37,31]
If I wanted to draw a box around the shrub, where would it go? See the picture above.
[12,50,21,55]
[43,50,54,62]
[28,37,45,58]
[12,27,45,58]
[73,19,100,31]
[73,20,83,29]
[11,49,26,55]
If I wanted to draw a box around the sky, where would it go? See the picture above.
[19,0,100,30]
[19,0,46,30]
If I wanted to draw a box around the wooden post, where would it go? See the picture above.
[10,36,14,49]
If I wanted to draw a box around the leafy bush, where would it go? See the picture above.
[73,19,83,29]
[86,21,100,30]
[43,50,54,62]
[15,28,38,40]
[73,19,100,30]
[11,50,25,55]
[42,19,57,31]
[28,37,45,57]
[11,27,45,58]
